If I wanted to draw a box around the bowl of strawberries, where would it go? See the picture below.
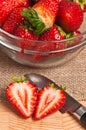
[0,0,86,67]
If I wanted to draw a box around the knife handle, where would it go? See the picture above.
[80,112,86,125]
[74,106,86,125]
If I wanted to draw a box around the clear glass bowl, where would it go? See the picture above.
[0,14,86,68]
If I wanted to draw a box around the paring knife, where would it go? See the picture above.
[24,73,86,126]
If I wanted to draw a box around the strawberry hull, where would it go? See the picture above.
[66,31,83,48]
[21,0,59,35]
[33,0,59,29]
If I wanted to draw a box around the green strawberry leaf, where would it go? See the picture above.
[21,7,47,35]
[12,76,29,83]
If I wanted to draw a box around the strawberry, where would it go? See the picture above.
[2,7,25,34]
[39,26,65,41]
[56,1,83,33]
[15,26,39,50]
[32,0,40,4]
[84,4,86,12]
[66,30,83,47]
[33,84,66,120]
[32,25,66,61]
[71,0,86,12]
[21,0,59,34]
[0,0,30,25]
[6,77,38,118]
[15,26,39,39]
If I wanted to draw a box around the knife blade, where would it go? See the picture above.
[38,76,86,124]
[24,73,86,126]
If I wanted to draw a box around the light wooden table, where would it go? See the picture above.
[0,100,86,130]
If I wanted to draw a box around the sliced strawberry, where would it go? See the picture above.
[33,84,66,120]
[6,77,38,118]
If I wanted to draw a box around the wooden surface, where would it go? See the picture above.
[0,100,86,130]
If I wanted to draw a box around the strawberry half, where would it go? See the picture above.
[56,1,83,33]
[33,84,66,120]
[21,0,59,34]
[6,77,38,118]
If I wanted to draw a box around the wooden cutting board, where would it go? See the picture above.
[0,100,86,130]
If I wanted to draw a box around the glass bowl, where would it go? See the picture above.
[0,14,86,68]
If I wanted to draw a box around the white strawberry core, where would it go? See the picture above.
[37,88,62,118]
[9,82,36,116]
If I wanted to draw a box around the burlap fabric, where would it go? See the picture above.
[0,46,86,101]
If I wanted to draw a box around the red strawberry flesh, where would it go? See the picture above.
[6,81,38,118]
[33,85,66,120]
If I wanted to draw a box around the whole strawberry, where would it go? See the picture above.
[2,7,25,34]
[56,1,83,33]
[0,0,30,25]
[22,0,59,34]
[39,25,65,41]
[71,0,86,12]
[32,0,40,4]
[15,26,39,40]
[32,25,66,61]
[84,4,86,12]
[15,26,39,50]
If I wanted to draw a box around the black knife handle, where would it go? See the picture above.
[74,105,86,126]
[80,112,86,125]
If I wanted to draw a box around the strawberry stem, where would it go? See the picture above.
[57,25,67,37]
[50,83,56,89]
[21,7,47,34]
[49,83,66,91]
[59,85,66,91]
[12,76,29,83]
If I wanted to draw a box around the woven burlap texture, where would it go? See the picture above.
[0,47,86,101]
